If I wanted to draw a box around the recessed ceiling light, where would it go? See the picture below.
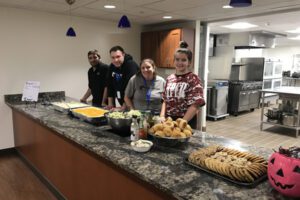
[104,5,116,9]
[223,5,233,8]
[163,16,172,19]
[288,35,300,40]
[286,28,300,33]
[222,22,257,29]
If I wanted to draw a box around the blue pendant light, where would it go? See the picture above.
[118,15,131,28]
[229,0,252,7]
[66,27,76,37]
[66,0,76,37]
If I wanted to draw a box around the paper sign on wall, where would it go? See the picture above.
[21,81,40,102]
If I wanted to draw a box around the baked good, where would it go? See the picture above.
[188,146,267,183]
[149,118,193,139]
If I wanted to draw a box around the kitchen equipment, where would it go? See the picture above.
[147,132,192,147]
[228,81,262,115]
[71,106,108,124]
[51,101,88,113]
[230,58,265,81]
[207,80,229,120]
[267,108,280,119]
[282,114,298,126]
[282,71,291,77]
[105,114,132,136]
[292,72,300,78]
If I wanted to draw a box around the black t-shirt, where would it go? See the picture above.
[107,54,139,105]
[88,62,109,105]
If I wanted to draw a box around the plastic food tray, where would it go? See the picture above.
[51,102,89,113]
[184,158,267,188]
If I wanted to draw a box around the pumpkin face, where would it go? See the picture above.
[268,152,300,197]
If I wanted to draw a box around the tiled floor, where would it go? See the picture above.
[206,108,300,150]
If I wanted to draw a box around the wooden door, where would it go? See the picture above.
[158,29,181,68]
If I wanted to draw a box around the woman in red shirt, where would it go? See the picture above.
[160,42,205,129]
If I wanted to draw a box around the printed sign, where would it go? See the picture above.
[21,81,40,102]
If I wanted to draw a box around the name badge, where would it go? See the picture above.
[117,91,121,99]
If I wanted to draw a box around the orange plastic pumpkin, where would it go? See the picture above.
[268,152,300,197]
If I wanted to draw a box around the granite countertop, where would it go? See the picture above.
[5,92,293,200]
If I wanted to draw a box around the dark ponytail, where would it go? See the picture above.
[175,41,192,62]
[179,41,188,48]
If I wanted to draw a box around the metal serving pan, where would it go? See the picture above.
[71,106,108,124]
[51,102,89,113]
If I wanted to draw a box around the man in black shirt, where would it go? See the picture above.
[107,46,139,109]
[81,50,109,107]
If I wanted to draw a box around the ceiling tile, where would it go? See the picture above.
[72,7,112,18]
[142,0,199,12]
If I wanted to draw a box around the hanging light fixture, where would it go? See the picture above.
[229,0,252,7]
[66,0,76,37]
[118,0,131,28]
[66,27,76,37]
[118,15,131,28]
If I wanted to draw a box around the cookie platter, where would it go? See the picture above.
[186,146,268,187]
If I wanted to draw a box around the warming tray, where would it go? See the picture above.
[51,101,89,113]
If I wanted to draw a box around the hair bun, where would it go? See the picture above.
[179,41,188,48]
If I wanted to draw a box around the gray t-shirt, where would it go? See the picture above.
[125,74,165,112]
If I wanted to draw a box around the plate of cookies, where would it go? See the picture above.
[147,117,193,147]
[186,145,268,187]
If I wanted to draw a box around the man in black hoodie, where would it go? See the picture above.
[107,46,139,109]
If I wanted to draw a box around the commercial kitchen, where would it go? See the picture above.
[1,1,300,200]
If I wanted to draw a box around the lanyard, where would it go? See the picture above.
[143,78,155,108]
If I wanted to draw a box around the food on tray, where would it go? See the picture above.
[107,110,142,119]
[130,139,153,152]
[148,117,192,138]
[131,139,152,148]
[127,110,142,118]
[188,146,267,183]
[72,107,108,118]
[107,111,127,119]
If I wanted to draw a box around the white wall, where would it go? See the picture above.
[262,46,300,71]
[208,46,234,80]
[0,7,141,150]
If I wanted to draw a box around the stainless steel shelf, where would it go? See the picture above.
[260,88,300,138]
[261,121,300,130]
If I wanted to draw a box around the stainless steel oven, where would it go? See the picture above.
[228,81,262,116]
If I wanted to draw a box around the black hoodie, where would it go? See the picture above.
[107,54,139,105]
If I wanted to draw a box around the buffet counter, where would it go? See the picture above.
[5,92,290,200]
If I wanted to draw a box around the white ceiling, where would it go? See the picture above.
[1,0,300,45]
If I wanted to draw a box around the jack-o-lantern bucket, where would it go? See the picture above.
[268,152,300,197]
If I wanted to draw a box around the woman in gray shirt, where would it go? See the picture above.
[124,59,165,113]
